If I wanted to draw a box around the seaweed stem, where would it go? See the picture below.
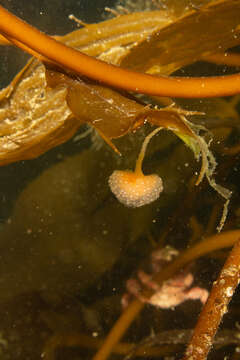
[42,332,174,360]
[205,52,240,67]
[1,6,240,98]
[0,33,10,45]
[183,237,240,360]
[42,328,240,359]
[134,127,162,175]
[93,229,240,360]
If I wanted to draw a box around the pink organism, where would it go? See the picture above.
[109,127,163,207]
[121,246,208,309]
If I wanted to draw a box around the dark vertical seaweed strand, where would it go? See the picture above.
[183,238,240,360]
[93,231,239,360]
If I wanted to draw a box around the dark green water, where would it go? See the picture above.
[0,1,240,359]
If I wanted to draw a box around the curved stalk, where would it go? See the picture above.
[183,238,240,360]
[93,229,240,360]
[1,6,240,98]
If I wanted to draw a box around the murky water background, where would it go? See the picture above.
[0,1,240,359]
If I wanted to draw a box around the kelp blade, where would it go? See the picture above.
[120,0,240,74]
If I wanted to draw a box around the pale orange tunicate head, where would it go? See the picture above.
[109,170,163,208]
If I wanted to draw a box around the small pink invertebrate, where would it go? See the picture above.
[121,246,209,309]
[109,127,163,207]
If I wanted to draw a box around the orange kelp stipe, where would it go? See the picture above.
[93,230,240,360]
[1,5,240,98]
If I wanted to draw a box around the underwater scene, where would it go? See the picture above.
[1,0,240,359]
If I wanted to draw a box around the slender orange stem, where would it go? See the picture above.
[0,33,11,45]
[134,127,162,175]
[43,332,173,359]
[93,230,240,360]
[205,52,240,67]
[1,6,240,98]
[183,237,240,360]
[2,33,46,61]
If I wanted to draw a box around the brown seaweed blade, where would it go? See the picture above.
[47,67,199,146]
[66,80,143,139]
[1,0,240,165]
[0,54,206,167]
[0,60,79,165]
[58,64,232,214]
[59,10,174,60]
[0,9,174,165]
[1,5,240,98]
[120,0,240,75]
